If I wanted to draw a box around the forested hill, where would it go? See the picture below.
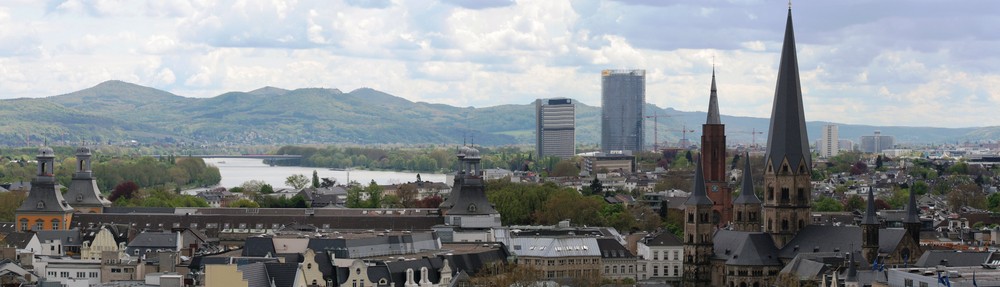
[0,80,996,146]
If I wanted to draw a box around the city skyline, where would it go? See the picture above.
[0,1,998,128]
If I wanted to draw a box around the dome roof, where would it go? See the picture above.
[38,147,55,157]
[465,147,481,158]
[76,147,92,155]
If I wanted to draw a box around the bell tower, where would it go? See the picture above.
[683,156,715,287]
[16,147,74,231]
[701,68,732,227]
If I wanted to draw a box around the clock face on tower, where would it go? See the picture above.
[711,185,719,192]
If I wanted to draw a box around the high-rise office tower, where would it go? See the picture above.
[860,131,895,154]
[820,124,839,158]
[601,69,646,153]
[535,98,576,159]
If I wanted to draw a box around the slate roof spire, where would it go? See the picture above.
[764,7,811,170]
[846,251,858,282]
[685,155,714,206]
[904,186,919,223]
[733,152,761,204]
[862,187,878,225]
[706,67,721,125]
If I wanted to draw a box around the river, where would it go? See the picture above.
[202,158,446,189]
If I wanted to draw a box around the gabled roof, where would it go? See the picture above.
[779,225,907,260]
[712,230,781,266]
[35,230,81,247]
[764,8,811,170]
[915,250,991,267]
[264,262,300,287]
[644,231,682,247]
[596,238,634,259]
[236,262,270,287]
[734,152,761,204]
[2,232,37,249]
[127,232,178,248]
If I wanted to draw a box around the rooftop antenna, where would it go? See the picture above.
[788,0,792,9]
[470,135,475,147]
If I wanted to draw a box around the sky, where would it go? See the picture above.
[0,0,998,128]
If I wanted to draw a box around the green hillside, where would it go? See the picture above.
[0,80,993,147]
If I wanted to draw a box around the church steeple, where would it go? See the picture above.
[701,69,731,226]
[683,155,714,287]
[16,147,74,231]
[861,187,880,266]
[762,6,813,248]
[706,68,721,125]
[732,152,762,232]
[764,7,810,171]
[65,147,111,213]
[903,187,922,245]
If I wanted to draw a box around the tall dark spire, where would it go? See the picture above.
[862,187,878,225]
[904,187,919,223]
[764,7,810,170]
[734,152,761,204]
[845,251,858,282]
[685,155,714,206]
[706,68,721,125]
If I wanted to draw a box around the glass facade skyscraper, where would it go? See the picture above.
[535,98,575,159]
[601,69,645,153]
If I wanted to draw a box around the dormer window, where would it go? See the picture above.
[467,203,477,213]
[77,194,84,202]
[37,201,45,209]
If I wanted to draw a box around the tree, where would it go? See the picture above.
[850,161,868,176]
[285,174,310,189]
[312,170,320,188]
[589,178,604,197]
[988,192,1000,212]
[550,159,580,177]
[240,180,267,194]
[365,180,384,208]
[414,195,444,208]
[320,177,337,188]
[911,181,930,196]
[844,195,865,211]
[948,183,986,211]
[875,155,884,169]
[0,191,27,221]
[259,184,274,194]
[108,181,140,202]
[813,196,844,212]
[346,186,364,208]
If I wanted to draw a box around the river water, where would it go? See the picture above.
[203,158,446,189]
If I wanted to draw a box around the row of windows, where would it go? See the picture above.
[19,218,62,231]
[603,265,635,275]
[523,258,600,266]
[651,250,679,261]
[650,265,680,277]
[47,271,98,278]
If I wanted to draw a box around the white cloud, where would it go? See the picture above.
[0,0,997,128]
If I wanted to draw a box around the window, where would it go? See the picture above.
[782,220,789,231]
[653,265,659,276]
[20,219,27,231]
[653,251,658,260]
[52,219,60,230]
[919,283,929,287]
[89,272,98,278]
[35,220,44,231]
[781,188,789,201]
[904,279,913,287]
[77,272,85,278]
[60,272,69,278]
[797,188,805,200]
[37,201,45,209]
[767,187,774,200]
[673,265,679,276]
[48,271,56,277]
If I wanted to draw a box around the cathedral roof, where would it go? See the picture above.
[733,152,761,204]
[764,8,811,171]
[706,69,721,125]
[777,225,907,260]
[713,230,781,266]
[684,155,714,206]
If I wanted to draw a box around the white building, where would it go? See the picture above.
[636,231,684,283]
[35,257,102,287]
[820,125,839,158]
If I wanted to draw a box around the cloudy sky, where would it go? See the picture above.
[1,0,998,128]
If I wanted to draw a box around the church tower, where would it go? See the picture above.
[762,7,813,248]
[683,156,714,287]
[861,187,880,266]
[701,69,732,227]
[16,147,74,231]
[732,152,762,232]
[64,147,111,213]
[903,187,921,245]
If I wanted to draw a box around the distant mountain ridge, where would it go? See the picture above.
[0,80,995,147]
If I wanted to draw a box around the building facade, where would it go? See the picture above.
[636,232,683,283]
[601,69,645,153]
[536,98,576,159]
[820,124,839,158]
[860,131,895,154]
[16,147,74,232]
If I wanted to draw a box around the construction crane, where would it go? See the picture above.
[644,111,672,151]
[731,128,766,149]
[665,125,697,148]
